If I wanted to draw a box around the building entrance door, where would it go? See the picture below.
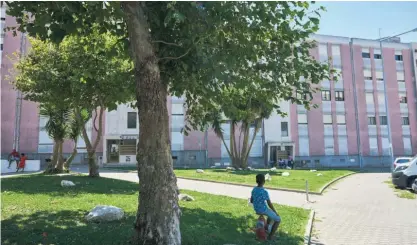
[107,140,120,163]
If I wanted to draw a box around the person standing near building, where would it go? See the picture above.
[16,153,27,172]
[8,149,20,169]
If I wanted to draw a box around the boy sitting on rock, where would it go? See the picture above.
[250,174,281,241]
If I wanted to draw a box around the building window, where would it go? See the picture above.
[379,116,387,125]
[127,112,137,129]
[368,116,376,125]
[402,117,410,125]
[399,93,407,103]
[362,52,370,58]
[323,114,332,124]
[363,69,372,80]
[321,90,331,101]
[337,115,346,124]
[281,122,288,137]
[335,91,344,101]
[395,54,403,61]
[297,114,308,124]
[374,54,382,59]
[375,71,383,81]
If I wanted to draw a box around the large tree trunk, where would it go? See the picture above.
[56,140,65,171]
[46,139,60,172]
[123,2,181,245]
[87,151,99,177]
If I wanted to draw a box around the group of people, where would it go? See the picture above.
[273,156,294,169]
[7,149,27,172]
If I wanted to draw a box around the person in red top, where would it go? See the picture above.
[17,153,27,172]
[8,149,20,169]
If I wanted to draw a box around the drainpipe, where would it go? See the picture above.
[410,43,417,156]
[13,32,26,152]
[349,39,363,168]
[204,127,208,167]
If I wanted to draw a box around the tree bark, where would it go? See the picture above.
[122,2,181,245]
[65,142,78,169]
[47,139,60,172]
[75,107,104,177]
[56,140,65,171]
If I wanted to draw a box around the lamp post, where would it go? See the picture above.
[377,27,417,171]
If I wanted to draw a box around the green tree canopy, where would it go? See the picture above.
[10,31,134,176]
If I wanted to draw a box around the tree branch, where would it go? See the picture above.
[93,107,99,132]
[152,40,182,47]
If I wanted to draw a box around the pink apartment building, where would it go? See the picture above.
[1,9,417,167]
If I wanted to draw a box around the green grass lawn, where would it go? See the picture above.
[174,169,355,193]
[384,179,416,200]
[1,174,309,245]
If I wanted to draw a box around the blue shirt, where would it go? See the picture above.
[251,186,270,214]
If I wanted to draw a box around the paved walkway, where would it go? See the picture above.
[310,173,417,245]
[73,167,314,209]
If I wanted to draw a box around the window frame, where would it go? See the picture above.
[394,54,403,61]
[402,117,410,125]
[335,91,345,101]
[399,93,407,103]
[281,122,289,137]
[379,116,387,125]
[321,90,331,101]
[362,52,371,58]
[368,116,377,125]
[127,112,137,129]
[374,54,382,59]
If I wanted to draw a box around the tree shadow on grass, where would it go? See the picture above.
[1,208,304,245]
[211,169,285,176]
[1,174,138,196]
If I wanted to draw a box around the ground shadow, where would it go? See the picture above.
[1,208,304,245]
[1,174,138,196]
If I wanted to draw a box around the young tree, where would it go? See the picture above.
[39,103,71,173]
[10,34,134,177]
[7,2,332,244]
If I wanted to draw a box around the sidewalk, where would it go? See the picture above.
[71,166,315,209]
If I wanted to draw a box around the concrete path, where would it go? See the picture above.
[72,166,314,209]
[310,173,417,245]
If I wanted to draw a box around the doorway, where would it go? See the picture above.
[107,140,120,163]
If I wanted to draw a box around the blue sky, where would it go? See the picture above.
[316,1,417,43]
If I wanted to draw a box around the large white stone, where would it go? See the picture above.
[85,205,124,222]
[196,169,204,173]
[178,194,195,201]
[265,173,272,181]
[270,167,277,171]
[61,180,76,187]
[282,172,290,177]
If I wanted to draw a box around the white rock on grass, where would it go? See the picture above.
[310,169,317,172]
[178,194,195,201]
[61,180,75,187]
[282,172,290,177]
[238,168,243,171]
[270,167,277,171]
[85,205,124,222]
[226,167,235,171]
[265,173,272,181]
[286,166,292,170]
[196,169,204,173]
[317,173,323,176]
[247,167,254,171]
